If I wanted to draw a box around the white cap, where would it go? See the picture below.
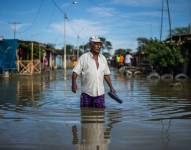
[89,36,102,43]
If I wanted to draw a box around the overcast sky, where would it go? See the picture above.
[0,0,190,52]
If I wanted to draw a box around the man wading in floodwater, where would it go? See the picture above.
[71,36,116,108]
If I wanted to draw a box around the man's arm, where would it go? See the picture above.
[72,72,78,93]
[104,75,116,93]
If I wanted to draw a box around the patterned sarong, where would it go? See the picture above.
[80,93,105,108]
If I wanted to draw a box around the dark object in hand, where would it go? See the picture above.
[108,91,123,104]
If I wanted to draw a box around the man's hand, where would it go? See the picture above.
[72,82,77,93]
[104,75,116,93]
[110,87,116,93]
[72,72,78,93]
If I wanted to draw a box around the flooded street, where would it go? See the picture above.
[0,69,191,150]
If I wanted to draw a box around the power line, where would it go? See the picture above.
[45,3,56,29]
[18,0,44,34]
[51,0,65,15]
[51,0,78,80]
[159,0,172,41]
[166,0,172,42]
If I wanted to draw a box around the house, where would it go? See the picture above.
[0,39,18,73]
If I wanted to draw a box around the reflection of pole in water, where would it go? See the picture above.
[160,119,171,149]
[72,125,79,145]
[104,109,122,140]
[16,76,43,107]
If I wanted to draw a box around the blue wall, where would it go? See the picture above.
[0,39,18,72]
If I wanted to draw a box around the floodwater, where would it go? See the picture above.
[0,68,191,150]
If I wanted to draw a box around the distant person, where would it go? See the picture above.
[125,51,133,66]
[71,36,116,108]
[116,55,120,68]
[71,55,78,68]
[119,54,124,67]
[43,56,48,71]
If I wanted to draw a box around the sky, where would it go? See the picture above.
[0,0,190,53]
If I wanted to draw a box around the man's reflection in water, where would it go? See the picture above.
[72,108,122,150]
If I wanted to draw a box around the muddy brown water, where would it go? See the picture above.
[0,69,191,150]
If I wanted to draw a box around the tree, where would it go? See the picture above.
[19,41,46,60]
[102,52,111,59]
[99,37,112,52]
[114,48,126,55]
[79,37,113,54]
[61,44,74,55]
[144,39,185,73]
[46,43,55,49]
[79,43,90,52]
[137,37,150,53]
[170,24,191,36]
[126,48,133,53]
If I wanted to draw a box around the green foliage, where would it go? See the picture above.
[61,44,74,55]
[137,37,150,53]
[46,43,55,49]
[19,41,49,60]
[79,36,112,53]
[171,24,191,36]
[79,43,90,52]
[102,52,111,58]
[144,39,185,72]
[99,37,112,52]
[114,49,126,55]
[19,42,31,52]
[126,48,132,52]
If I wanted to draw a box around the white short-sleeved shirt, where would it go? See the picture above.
[125,54,133,64]
[73,52,110,97]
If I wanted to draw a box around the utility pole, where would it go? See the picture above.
[77,34,80,59]
[160,0,164,41]
[189,0,191,34]
[31,41,34,75]
[52,0,78,79]
[9,22,21,40]
[159,0,172,42]
[166,0,172,42]
[64,13,67,80]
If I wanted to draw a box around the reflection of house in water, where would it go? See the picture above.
[15,72,58,107]
[0,71,57,110]
[0,78,17,105]
[16,76,44,106]
[72,108,122,150]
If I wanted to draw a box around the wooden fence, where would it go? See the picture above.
[17,60,41,75]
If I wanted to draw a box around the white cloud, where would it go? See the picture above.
[50,19,108,39]
[112,0,160,6]
[111,38,138,51]
[16,24,30,31]
[0,21,30,32]
[17,9,37,15]
[88,5,160,20]
[0,21,6,25]
[49,19,139,50]
[88,6,118,17]
[128,11,160,18]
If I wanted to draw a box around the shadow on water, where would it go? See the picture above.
[0,69,191,149]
